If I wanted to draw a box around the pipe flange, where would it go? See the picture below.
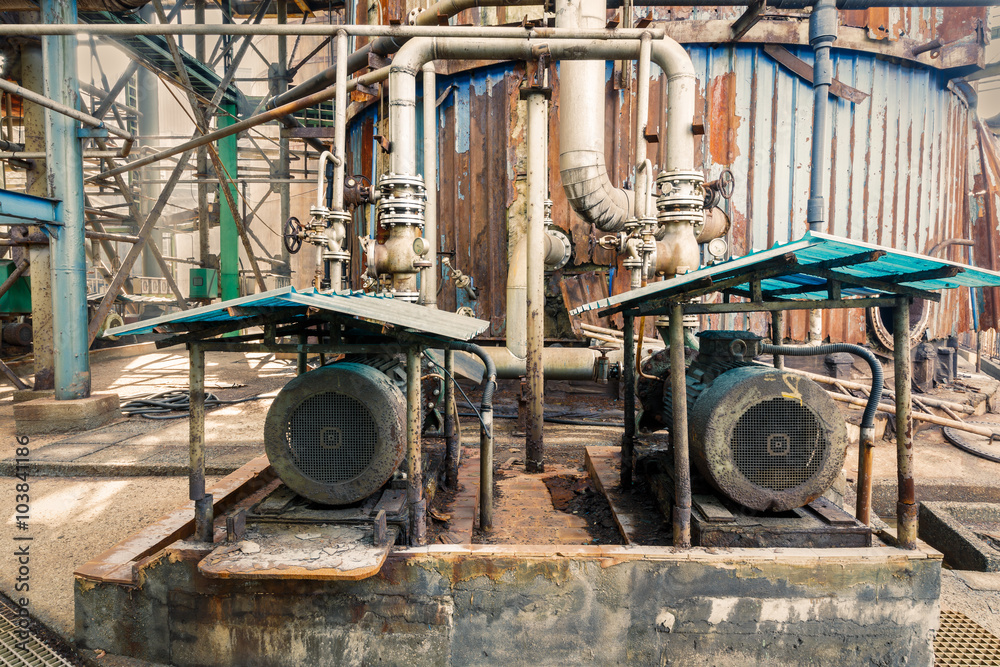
[379,212,425,228]
[544,228,572,271]
[327,209,353,225]
[379,173,426,195]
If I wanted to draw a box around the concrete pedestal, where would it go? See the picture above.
[14,392,121,435]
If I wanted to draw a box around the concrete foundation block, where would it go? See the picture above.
[12,389,55,403]
[14,392,121,435]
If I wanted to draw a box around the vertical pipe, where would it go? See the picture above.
[332,31,348,210]
[621,314,635,489]
[444,349,459,488]
[807,0,836,234]
[406,346,426,545]
[771,310,784,369]
[633,32,651,219]
[20,32,54,391]
[480,380,494,531]
[894,297,917,548]
[421,63,438,307]
[296,333,307,375]
[218,104,240,299]
[670,301,691,548]
[41,0,90,400]
[276,0,290,270]
[856,425,875,525]
[195,0,210,268]
[138,4,162,279]
[525,89,546,474]
[189,343,213,542]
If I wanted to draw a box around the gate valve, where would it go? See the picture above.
[283,216,304,254]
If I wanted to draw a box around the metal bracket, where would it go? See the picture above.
[731,0,767,42]
[368,52,392,71]
[77,126,109,139]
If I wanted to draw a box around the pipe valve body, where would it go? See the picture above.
[364,173,428,301]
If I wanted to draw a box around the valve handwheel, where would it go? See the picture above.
[283,216,303,255]
[718,169,735,200]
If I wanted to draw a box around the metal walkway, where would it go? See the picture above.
[936,610,1000,666]
[0,596,82,667]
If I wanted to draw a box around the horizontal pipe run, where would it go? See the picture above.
[0,150,127,159]
[0,78,134,143]
[0,24,668,38]
[479,345,606,381]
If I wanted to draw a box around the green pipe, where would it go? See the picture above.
[218,103,240,301]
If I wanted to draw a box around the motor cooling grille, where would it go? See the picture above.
[730,398,828,492]
[285,392,378,485]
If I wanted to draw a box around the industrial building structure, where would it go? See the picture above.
[2,0,1000,663]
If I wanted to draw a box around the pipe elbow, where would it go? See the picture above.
[392,37,436,74]
[559,154,634,232]
[649,37,697,82]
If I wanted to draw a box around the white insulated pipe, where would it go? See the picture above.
[526,89,548,464]
[388,34,699,221]
[420,63,439,308]
[332,30,348,212]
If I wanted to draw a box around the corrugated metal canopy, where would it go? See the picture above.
[104,286,491,341]
[571,232,1000,317]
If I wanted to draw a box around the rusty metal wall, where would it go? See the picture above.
[345,38,993,341]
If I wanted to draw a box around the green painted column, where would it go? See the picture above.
[217,103,239,301]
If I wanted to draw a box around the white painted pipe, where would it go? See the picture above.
[481,346,607,381]
[421,62,438,308]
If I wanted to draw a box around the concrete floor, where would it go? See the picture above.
[3,343,1000,659]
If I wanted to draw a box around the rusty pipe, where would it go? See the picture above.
[894,298,917,548]
[0,77,134,145]
[406,346,426,545]
[669,301,691,547]
[525,87,547,473]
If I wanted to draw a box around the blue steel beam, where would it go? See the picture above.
[42,0,91,399]
[0,188,62,228]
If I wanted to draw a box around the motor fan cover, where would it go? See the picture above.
[264,362,406,505]
[688,365,847,512]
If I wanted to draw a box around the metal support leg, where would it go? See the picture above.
[771,310,784,369]
[189,343,213,542]
[406,346,426,545]
[622,314,635,490]
[444,349,459,489]
[856,425,875,526]
[894,297,917,548]
[296,334,307,375]
[670,302,691,548]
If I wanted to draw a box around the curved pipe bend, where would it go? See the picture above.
[389,35,698,200]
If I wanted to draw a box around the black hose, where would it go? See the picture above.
[121,390,267,419]
[760,342,884,429]
[449,341,497,418]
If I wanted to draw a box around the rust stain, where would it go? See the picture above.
[707,72,741,167]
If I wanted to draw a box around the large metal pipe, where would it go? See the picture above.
[0,0,151,9]
[420,63,439,308]
[621,314,636,489]
[390,35,697,227]
[480,345,604,380]
[189,342,214,543]
[525,88,547,473]
[42,0,91,399]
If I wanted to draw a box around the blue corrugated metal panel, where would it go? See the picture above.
[104,287,491,340]
[570,232,1000,316]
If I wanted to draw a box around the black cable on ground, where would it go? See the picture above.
[121,389,268,419]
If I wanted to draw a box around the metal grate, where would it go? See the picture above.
[936,610,1000,665]
[0,597,80,667]
[729,398,827,491]
[285,392,378,485]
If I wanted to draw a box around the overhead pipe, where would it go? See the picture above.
[265,0,546,111]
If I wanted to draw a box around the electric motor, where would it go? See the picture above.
[661,330,848,512]
[264,362,406,505]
